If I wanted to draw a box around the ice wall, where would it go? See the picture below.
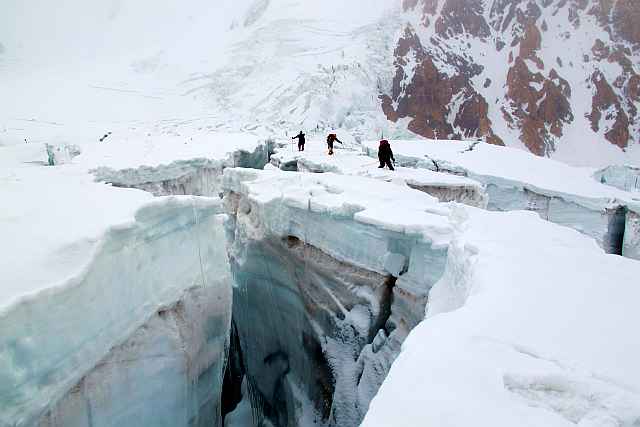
[269,145,488,208]
[222,168,452,426]
[482,183,627,254]
[0,198,232,427]
[594,165,640,193]
[623,204,640,260]
[92,141,273,197]
[37,285,230,427]
[363,142,633,255]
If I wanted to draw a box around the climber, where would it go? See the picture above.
[326,133,343,155]
[292,131,306,151]
[378,139,395,170]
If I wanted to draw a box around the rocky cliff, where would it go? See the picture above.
[384,0,640,162]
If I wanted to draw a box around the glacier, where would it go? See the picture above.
[593,165,640,193]
[91,138,273,197]
[37,284,231,427]
[1,197,232,427]
[363,139,640,256]
[362,206,640,427]
[2,0,639,424]
[222,168,453,426]
[269,142,488,208]
[2,134,640,427]
[0,137,246,427]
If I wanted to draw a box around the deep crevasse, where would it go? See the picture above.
[1,198,232,427]
[4,136,640,427]
[222,168,454,426]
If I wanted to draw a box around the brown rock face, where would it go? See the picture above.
[629,75,640,102]
[518,20,544,69]
[588,71,630,149]
[455,93,504,145]
[592,39,610,60]
[501,2,573,156]
[613,0,640,46]
[403,0,438,26]
[435,0,490,39]
[384,0,639,158]
[504,57,573,155]
[381,26,502,144]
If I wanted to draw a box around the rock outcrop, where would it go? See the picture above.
[388,0,640,159]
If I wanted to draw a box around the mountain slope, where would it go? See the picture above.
[387,0,640,165]
[1,0,638,166]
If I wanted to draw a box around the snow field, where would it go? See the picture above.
[362,206,640,427]
[362,139,640,256]
[270,139,488,207]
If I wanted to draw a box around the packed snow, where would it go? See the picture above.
[363,139,640,255]
[0,132,261,309]
[223,167,454,252]
[362,206,640,427]
[362,139,637,204]
[270,139,487,207]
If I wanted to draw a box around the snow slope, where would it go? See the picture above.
[363,139,640,255]
[223,164,640,426]
[0,133,257,427]
[0,0,404,152]
[362,207,640,426]
[270,138,488,207]
[0,0,255,149]
[363,139,636,204]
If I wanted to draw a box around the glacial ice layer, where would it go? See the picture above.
[92,140,273,197]
[222,168,455,426]
[269,144,488,208]
[0,197,233,427]
[364,140,640,256]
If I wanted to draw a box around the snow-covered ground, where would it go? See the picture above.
[362,139,636,203]
[269,139,487,207]
[0,0,406,153]
[362,206,640,427]
[0,132,261,308]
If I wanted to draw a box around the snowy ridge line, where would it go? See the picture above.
[362,140,636,208]
[222,168,455,253]
[268,141,488,208]
[0,196,229,427]
[362,206,640,427]
[362,139,640,256]
[89,138,273,196]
